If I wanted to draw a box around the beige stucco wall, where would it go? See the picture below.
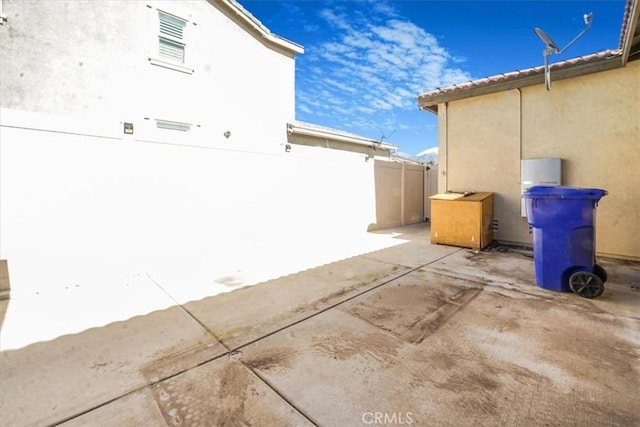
[438,60,640,259]
[439,90,523,244]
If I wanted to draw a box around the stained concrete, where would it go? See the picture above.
[58,388,167,427]
[145,358,313,426]
[183,255,416,349]
[239,272,639,425]
[1,223,639,426]
[0,306,220,427]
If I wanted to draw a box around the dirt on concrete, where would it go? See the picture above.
[237,263,640,426]
[4,224,639,426]
[149,359,311,427]
[344,272,481,344]
[244,347,297,373]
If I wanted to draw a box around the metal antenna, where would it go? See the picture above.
[376,129,396,150]
[534,13,593,90]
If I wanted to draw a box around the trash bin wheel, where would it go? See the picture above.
[569,272,604,299]
[593,263,608,283]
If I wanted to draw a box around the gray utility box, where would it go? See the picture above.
[521,158,562,217]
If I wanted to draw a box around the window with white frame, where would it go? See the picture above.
[148,7,194,74]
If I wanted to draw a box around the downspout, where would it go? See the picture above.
[517,88,522,165]
[517,87,529,238]
[442,102,449,193]
[401,162,406,225]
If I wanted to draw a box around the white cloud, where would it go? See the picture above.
[297,1,472,140]
[298,104,312,114]
[357,106,377,114]
[322,42,353,55]
[318,9,352,32]
[304,24,320,33]
[370,1,398,18]
[324,79,358,94]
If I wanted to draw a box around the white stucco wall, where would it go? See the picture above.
[0,1,411,347]
[1,118,398,347]
[0,0,297,152]
[0,119,379,281]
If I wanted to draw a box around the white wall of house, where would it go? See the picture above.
[0,1,428,348]
[0,0,297,153]
[0,0,386,303]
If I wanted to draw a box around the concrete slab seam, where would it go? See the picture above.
[237,359,320,425]
[48,248,464,426]
[348,286,483,345]
[144,273,319,425]
[144,272,228,346]
[45,386,148,427]
[426,267,570,300]
[227,248,465,354]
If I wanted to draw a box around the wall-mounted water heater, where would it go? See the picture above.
[521,158,562,216]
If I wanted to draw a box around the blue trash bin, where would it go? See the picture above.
[523,186,608,298]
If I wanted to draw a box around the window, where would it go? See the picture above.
[148,7,194,74]
[158,12,186,63]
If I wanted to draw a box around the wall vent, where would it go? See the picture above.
[156,119,191,132]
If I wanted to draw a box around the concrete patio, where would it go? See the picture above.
[1,223,639,426]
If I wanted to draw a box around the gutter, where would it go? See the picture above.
[621,0,640,65]
[287,123,397,151]
[219,0,304,54]
[418,50,623,113]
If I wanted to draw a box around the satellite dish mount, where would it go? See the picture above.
[534,13,593,90]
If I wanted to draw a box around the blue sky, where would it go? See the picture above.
[240,0,626,156]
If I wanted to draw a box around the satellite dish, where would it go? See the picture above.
[534,13,594,90]
[533,27,559,53]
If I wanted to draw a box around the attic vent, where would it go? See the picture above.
[158,11,186,63]
[156,119,191,132]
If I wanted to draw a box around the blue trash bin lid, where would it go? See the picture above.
[523,186,608,199]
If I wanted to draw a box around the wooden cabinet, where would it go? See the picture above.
[429,192,494,250]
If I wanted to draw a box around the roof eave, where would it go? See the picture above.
[287,123,398,151]
[418,52,623,113]
[216,0,304,55]
[621,0,640,65]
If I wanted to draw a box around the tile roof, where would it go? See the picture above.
[417,0,638,112]
[619,0,640,62]
[619,0,638,49]
[212,0,304,54]
[417,49,622,110]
